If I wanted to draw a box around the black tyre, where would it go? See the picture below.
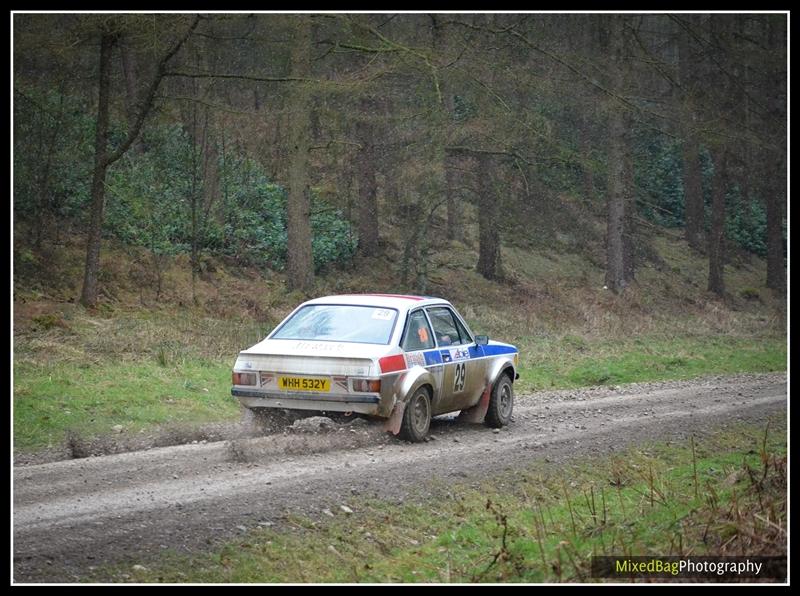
[484,373,514,428]
[399,387,432,442]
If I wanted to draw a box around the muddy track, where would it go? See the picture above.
[13,372,787,582]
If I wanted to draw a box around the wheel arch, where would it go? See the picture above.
[396,367,438,406]
[486,357,516,388]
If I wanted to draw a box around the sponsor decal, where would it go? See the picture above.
[293,341,345,352]
[371,308,394,320]
[450,347,471,361]
[405,351,426,368]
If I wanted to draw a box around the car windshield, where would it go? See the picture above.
[270,304,398,344]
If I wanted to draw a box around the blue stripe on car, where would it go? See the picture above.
[421,344,515,367]
[423,350,442,365]
[480,344,518,356]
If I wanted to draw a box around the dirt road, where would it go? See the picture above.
[13,372,787,582]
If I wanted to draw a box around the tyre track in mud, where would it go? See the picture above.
[13,372,787,582]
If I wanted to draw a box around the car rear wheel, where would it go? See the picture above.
[399,387,431,442]
[484,373,514,428]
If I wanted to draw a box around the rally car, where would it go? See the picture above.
[231,294,519,442]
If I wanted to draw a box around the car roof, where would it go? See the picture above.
[302,294,451,312]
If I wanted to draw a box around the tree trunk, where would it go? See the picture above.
[476,154,502,280]
[80,33,115,308]
[34,86,66,249]
[604,16,629,294]
[579,115,595,204]
[285,16,315,292]
[765,173,785,292]
[190,102,200,304]
[120,39,144,154]
[356,115,379,256]
[201,110,220,223]
[79,15,199,308]
[445,149,463,242]
[678,22,704,252]
[622,129,636,284]
[400,196,420,288]
[682,131,704,251]
[707,148,727,296]
[430,15,462,244]
[605,121,627,293]
[765,17,786,292]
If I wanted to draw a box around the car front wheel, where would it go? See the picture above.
[484,373,514,428]
[399,387,431,442]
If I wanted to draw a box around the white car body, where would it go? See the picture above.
[231,294,518,438]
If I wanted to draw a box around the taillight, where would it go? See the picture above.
[232,372,257,386]
[378,354,406,374]
[352,379,381,393]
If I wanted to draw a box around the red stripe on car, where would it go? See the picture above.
[363,294,424,301]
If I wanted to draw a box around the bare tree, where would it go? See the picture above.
[678,20,705,252]
[603,15,634,294]
[285,15,315,292]
[764,16,786,292]
[707,147,727,296]
[475,153,502,280]
[354,97,380,257]
[80,15,199,308]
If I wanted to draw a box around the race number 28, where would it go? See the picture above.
[453,362,466,392]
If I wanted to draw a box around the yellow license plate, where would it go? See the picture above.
[278,376,330,392]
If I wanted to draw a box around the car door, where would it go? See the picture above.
[425,306,483,414]
[449,308,488,409]
[399,306,442,400]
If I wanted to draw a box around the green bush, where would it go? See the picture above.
[740,287,761,301]
[103,123,357,273]
[633,131,774,258]
[13,83,94,227]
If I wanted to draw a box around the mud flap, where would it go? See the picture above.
[457,386,491,424]
[383,399,407,435]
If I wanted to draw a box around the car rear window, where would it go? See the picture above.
[270,304,398,344]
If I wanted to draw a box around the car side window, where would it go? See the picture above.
[453,314,473,345]
[401,310,435,351]
[426,307,463,347]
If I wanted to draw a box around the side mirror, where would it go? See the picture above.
[475,335,489,346]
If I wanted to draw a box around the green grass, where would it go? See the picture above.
[516,334,787,391]
[88,416,787,583]
[12,330,786,453]
[13,359,239,451]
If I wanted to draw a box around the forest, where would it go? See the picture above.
[12,12,789,584]
[13,13,787,307]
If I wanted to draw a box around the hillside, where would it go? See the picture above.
[13,204,787,456]
[14,202,785,349]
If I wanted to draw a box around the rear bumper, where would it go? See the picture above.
[232,388,383,416]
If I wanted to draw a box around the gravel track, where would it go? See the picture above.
[13,372,787,582]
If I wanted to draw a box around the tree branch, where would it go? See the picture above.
[105,14,201,166]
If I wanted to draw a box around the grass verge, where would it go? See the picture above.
[516,334,786,391]
[13,329,786,453]
[89,415,787,583]
[13,359,239,452]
